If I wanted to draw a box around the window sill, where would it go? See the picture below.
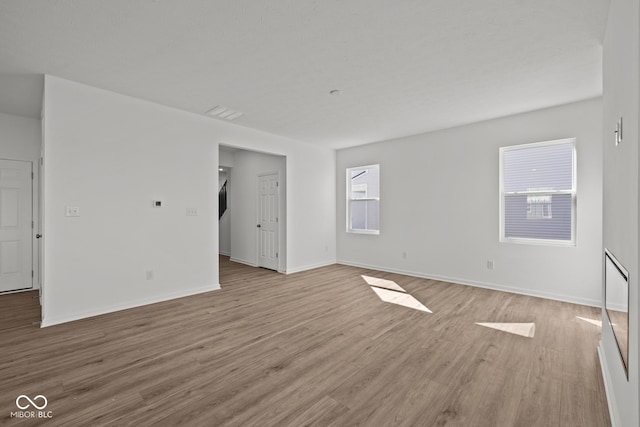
[500,237,575,247]
[347,229,380,235]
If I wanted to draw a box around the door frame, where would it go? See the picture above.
[38,154,44,305]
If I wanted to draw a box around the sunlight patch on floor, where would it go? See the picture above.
[576,316,603,327]
[475,322,535,338]
[361,275,406,292]
[369,286,432,313]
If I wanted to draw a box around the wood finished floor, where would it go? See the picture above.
[0,256,610,426]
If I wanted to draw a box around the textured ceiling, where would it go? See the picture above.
[0,0,609,148]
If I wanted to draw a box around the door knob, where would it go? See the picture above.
[257,224,261,228]
[36,234,42,239]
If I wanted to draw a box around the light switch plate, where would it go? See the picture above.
[65,206,80,217]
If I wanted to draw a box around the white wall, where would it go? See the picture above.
[0,112,41,160]
[42,76,219,326]
[0,112,42,290]
[337,98,603,306]
[600,0,640,425]
[219,148,235,168]
[41,75,336,326]
[228,149,286,270]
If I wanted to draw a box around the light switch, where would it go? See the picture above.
[65,206,80,217]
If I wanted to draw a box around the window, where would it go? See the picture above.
[347,164,380,234]
[500,138,576,245]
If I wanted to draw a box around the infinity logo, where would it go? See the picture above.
[15,395,48,410]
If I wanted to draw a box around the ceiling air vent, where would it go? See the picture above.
[205,105,244,121]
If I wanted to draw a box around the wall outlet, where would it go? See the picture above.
[487,260,494,270]
[146,270,154,280]
[186,207,199,216]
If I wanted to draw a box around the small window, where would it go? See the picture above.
[500,138,576,245]
[347,164,380,234]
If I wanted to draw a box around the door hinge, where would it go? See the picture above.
[276,181,279,187]
[32,220,34,229]
[40,158,43,166]
[31,270,34,278]
[276,252,278,258]
[276,217,278,223]
[31,172,34,179]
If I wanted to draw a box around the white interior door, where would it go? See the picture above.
[0,159,33,292]
[257,173,279,271]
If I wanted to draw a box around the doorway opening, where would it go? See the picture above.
[218,145,286,283]
[0,158,35,294]
[0,157,42,327]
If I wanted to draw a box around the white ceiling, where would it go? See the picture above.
[0,0,609,149]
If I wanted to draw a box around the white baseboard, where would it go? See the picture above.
[41,283,220,327]
[219,250,231,256]
[229,257,258,267]
[0,287,37,295]
[337,259,601,307]
[285,260,336,274]
[229,256,336,275]
[598,342,620,427]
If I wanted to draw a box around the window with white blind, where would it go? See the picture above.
[347,164,380,234]
[500,138,576,245]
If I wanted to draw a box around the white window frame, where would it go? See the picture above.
[499,138,577,246]
[347,164,380,235]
